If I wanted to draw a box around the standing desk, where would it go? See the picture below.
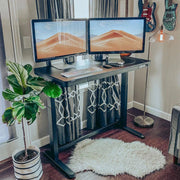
[34,56,150,178]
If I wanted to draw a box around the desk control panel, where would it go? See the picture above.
[60,66,103,78]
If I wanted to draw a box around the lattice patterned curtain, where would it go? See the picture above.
[87,76,121,129]
[55,86,80,145]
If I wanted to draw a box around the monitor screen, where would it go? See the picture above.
[31,19,87,62]
[88,17,146,54]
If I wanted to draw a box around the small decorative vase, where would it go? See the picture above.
[12,146,43,180]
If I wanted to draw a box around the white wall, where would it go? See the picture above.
[134,0,180,118]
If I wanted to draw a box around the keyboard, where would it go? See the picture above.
[61,66,103,78]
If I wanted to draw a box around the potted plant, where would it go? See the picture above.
[2,61,62,179]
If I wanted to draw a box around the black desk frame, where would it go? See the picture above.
[34,57,150,178]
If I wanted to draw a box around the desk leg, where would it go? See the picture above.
[44,98,75,179]
[121,73,145,139]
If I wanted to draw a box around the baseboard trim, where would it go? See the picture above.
[32,135,50,148]
[0,135,50,161]
[133,101,171,122]
[128,101,133,109]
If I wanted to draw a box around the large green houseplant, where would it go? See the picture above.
[2,61,62,179]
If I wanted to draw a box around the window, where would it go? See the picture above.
[0,68,9,144]
[74,0,89,18]
[0,8,16,144]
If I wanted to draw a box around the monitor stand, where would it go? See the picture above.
[63,56,75,64]
[46,60,52,67]
[94,54,106,61]
[107,54,125,65]
[50,56,76,70]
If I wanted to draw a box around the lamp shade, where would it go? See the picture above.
[150,25,174,43]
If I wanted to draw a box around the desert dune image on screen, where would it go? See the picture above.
[90,20,144,52]
[34,21,86,59]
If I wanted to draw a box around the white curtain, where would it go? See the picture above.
[89,0,119,18]
[36,0,74,19]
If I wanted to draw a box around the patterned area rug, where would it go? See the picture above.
[68,138,166,178]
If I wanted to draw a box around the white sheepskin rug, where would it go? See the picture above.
[68,138,166,178]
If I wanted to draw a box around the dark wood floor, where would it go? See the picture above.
[1,108,180,180]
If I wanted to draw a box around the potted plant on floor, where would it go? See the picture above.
[2,61,62,180]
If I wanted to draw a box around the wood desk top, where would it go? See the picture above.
[34,56,150,87]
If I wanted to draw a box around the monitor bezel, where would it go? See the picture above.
[87,17,146,55]
[31,18,88,63]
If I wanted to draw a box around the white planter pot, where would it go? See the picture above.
[12,146,43,180]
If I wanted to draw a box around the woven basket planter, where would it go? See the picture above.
[12,146,43,180]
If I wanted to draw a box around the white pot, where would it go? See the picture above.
[12,146,43,180]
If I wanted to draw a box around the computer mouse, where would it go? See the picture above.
[103,64,112,69]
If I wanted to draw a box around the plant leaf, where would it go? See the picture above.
[24,103,38,125]
[24,64,32,75]
[27,85,43,92]
[2,107,15,126]
[2,89,19,101]
[6,61,28,88]
[7,74,23,95]
[43,82,62,98]
[26,96,45,109]
[12,102,25,122]
[24,86,33,94]
[27,115,37,125]
[27,76,47,92]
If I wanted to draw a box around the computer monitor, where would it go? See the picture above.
[88,17,146,55]
[31,19,87,63]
